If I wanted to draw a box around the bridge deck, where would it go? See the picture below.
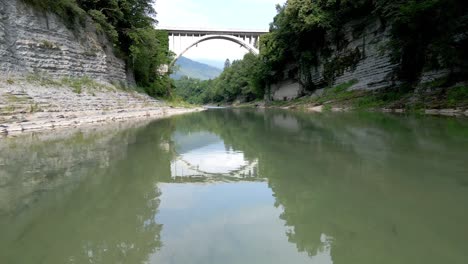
[159,27,269,36]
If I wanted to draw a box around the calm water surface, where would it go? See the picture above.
[1,109,468,264]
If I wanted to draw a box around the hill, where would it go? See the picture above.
[171,57,222,80]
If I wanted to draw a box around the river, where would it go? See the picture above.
[1,109,467,264]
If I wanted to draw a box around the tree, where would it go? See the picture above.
[224,59,231,70]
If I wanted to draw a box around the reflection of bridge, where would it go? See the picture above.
[159,27,269,66]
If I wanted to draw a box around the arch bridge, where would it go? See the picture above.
[159,27,269,67]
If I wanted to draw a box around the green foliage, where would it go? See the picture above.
[128,28,171,95]
[323,48,361,85]
[377,0,468,82]
[22,0,87,27]
[174,77,214,104]
[29,103,42,113]
[447,86,468,107]
[87,9,118,43]
[353,95,386,109]
[61,76,103,94]
[315,79,359,104]
[26,73,63,86]
[332,79,359,92]
[214,53,266,102]
[322,104,332,111]
[40,40,59,50]
[174,53,268,104]
[260,0,371,83]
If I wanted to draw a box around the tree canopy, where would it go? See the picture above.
[174,53,267,104]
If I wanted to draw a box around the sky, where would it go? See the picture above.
[154,0,285,68]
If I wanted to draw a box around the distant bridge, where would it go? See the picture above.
[159,27,269,67]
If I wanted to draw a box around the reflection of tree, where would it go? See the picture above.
[170,109,468,264]
[4,110,466,264]
[0,120,177,264]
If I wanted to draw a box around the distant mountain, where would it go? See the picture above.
[171,57,222,80]
[195,59,226,69]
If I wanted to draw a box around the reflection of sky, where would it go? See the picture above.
[151,182,332,264]
[172,142,248,175]
[173,131,222,154]
[171,132,254,177]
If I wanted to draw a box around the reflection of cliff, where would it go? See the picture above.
[3,110,466,264]
[170,109,468,264]
[0,119,175,264]
[0,122,140,216]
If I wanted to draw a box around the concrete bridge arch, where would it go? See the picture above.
[160,27,268,68]
[170,35,259,67]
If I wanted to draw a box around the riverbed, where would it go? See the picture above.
[1,109,467,264]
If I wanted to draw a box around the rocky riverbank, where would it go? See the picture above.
[0,74,203,135]
[233,80,468,117]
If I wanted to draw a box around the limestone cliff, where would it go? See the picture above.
[0,0,129,84]
[269,17,451,101]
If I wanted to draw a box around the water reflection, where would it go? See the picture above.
[151,182,320,264]
[1,110,467,264]
[0,122,168,264]
[168,109,468,264]
[171,131,258,180]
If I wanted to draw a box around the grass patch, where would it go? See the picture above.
[165,97,200,108]
[447,86,468,107]
[424,77,449,89]
[3,93,29,103]
[40,40,59,50]
[26,73,111,93]
[26,73,61,86]
[233,99,264,108]
[266,80,360,108]
[60,77,99,94]
[315,79,359,104]
[333,79,359,92]
[323,104,332,111]
[29,103,42,113]
[353,95,385,109]
[353,86,414,110]
[1,105,17,114]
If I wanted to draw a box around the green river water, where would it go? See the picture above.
[1,109,467,264]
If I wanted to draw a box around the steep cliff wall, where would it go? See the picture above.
[0,0,128,84]
[270,17,450,101]
[311,18,396,91]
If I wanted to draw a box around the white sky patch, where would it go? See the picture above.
[154,0,285,63]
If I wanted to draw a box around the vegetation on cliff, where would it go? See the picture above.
[262,0,468,87]
[23,0,172,97]
[175,0,467,107]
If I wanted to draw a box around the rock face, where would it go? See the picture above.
[310,18,397,91]
[270,79,302,101]
[0,0,129,84]
[0,76,204,134]
[269,17,449,100]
